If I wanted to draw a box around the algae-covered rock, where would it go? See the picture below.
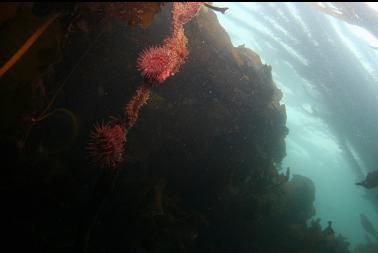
[284,175,316,224]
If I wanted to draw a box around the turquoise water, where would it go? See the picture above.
[216,2,378,249]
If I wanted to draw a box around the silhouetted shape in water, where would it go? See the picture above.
[323,221,335,237]
[360,213,378,241]
[204,3,229,14]
[322,221,337,250]
[356,170,378,189]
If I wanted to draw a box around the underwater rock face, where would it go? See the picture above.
[77,5,289,253]
[125,5,288,175]
[2,4,316,253]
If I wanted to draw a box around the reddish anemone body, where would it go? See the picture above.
[137,2,202,84]
[137,46,179,83]
[87,122,126,170]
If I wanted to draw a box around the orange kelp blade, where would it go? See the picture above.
[0,13,60,78]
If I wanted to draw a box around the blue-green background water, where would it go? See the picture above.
[216,2,378,250]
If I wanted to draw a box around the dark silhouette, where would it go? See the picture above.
[360,214,378,240]
[356,171,378,189]
[323,221,335,237]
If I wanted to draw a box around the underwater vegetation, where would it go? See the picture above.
[355,214,378,253]
[0,2,359,253]
[357,215,378,252]
[309,2,378,43]
[245,3,378,179]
